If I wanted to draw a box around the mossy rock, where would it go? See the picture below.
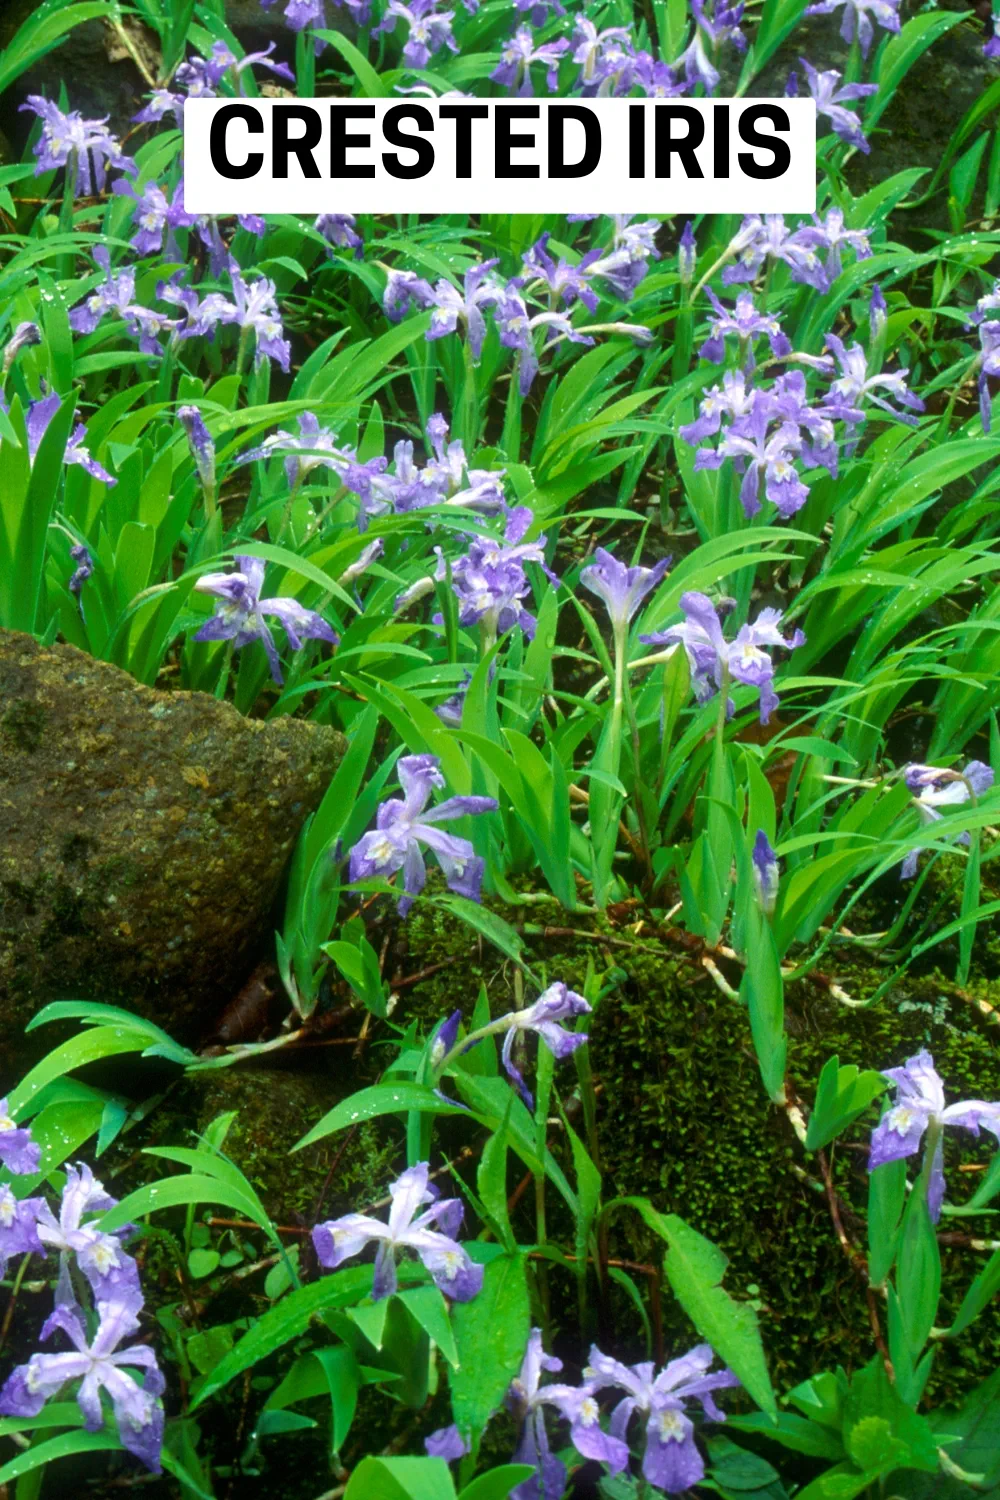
[0,630,344,1070]
[392,898,1000,1406]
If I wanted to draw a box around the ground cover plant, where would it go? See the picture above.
[1,0,1000,1495]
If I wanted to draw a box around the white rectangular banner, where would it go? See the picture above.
[183,97,816,216]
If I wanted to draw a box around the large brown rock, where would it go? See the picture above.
[0,631,344,1070]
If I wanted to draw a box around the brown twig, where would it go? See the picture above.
[815,1149,894,1382]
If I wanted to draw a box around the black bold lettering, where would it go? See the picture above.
[737,104,791,179]
[330,104,376,178]
[272,104,322,179]
[547,105,601,178]
[209,103,263,180]
[713,104,729,178]
[629,103,645,178]
[654,105,705,178]
[440,105,488,178]
[495,105,540,179]
[382,104,435,179]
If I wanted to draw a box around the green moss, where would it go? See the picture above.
[395,898,1000,1407]
[1,698,46,753]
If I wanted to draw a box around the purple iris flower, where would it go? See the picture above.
[978,319,1000,432]
[797,208,871,282]
[869,1049,1000,1221]
[491,27,570,96]
[194,555,336,685]
[721,214,830,292]
[640,592,805,724]
[313,1161,484,1302]
[315,213,363,259]
[515,0,565,26]
[211,262,291,371]
[349,753,497,915]
[673,30,720,93]
[587,215,661,300]
[24,392,116,486]
[175,41,292,99]
[376,0,459,68]
[448,506,554,639]
[0,1299,164,1472]
[986,16,1000,58]
[495,286,594,393]
[426,262,504,360]
[694,398,808,519]
[20,97,134,196]
[0,1099,41,1175]
[35,1164,142,1312]
[634,52,690,98]
[0,1185,46,1278]
[2,321,41,374]
[751,830,779,914]
[178,407,216,497]
[112,178,191,257]
[240,411,356,488]
[680,370,755,445]
[678,222,697,284]
[500,982,590,1107]
[383,269,437,323]
[767,371,839,475]
[799,59,877,153]
[803,0,900,55]
[699,290,791,369]
[435,673,472,727]
[507,1329,570,1500]
[870,284,887,342]
[580,548,671,632]
[521,233,601,312]
[69,543,94,604]
[587,1343,740,1493]
[898,760,994,880]
[425,1424,469,1460]
[68,249,172,355]
[132,89,184,127]
[822,334,924,429]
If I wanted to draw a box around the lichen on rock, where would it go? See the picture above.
[0,629,344,1067]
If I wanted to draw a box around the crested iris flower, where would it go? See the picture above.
[494,287,594,393]
[68,248,172,356]
[868,1049,1000,1220]
[0,1099,41,1176]
[680,370,755,445]
[694,398,808,519]
[425,1424,469,1460]
[796,60,878,153]
[23,392,116,485]
[240,410,357,488]
[587,1343,739,1493]
[821,334,924,429]
[21,97,134,195]
[500,981,591,1106]
[178,406,215,494]
[721,214,830,292]
[211,263,291,371]
[446,505,555,640]
[803,0,900,55]
[315,213,363,258]
[506,1328,572,1500]
[69,543,94,604]
[193,555,337,684]
[898,760,994,879]
[312,1161,484,1302]
[0,1300,165,1472]
[580,548,671,633]
[0,1185,45,1278]
[700,290,791,369]
[640,592,805,724]
[521,233,601,312]
[349,753,497,916]
[978,318,1000,432]
[113,178,192,257]
[35,1163,142,1312]
[2,321,41,374]
[376,0,459,67]
[426,263,503,359]
[491,27,570,95]
[751,831,779,914]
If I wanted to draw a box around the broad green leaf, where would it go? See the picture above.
[450,1254,530,1441]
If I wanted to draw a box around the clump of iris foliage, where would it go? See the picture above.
[3,0,1000,1494]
